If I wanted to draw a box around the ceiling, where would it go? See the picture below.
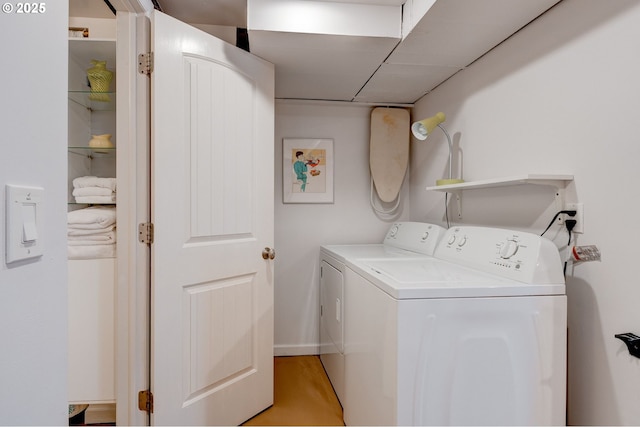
[157,0,247,27]
[70,0,561,104]
[154,0,407,27]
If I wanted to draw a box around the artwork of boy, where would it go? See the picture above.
[293,151,308,192]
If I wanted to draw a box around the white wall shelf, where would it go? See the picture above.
[426,174,573,192]
[426,174,574,219]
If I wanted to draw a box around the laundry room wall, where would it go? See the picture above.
[274,100,411,355]
[409,0,640,424]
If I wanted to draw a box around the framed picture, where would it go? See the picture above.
[283,138,334,204]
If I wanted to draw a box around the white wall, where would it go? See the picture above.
[410,0,640,424]
[274,100,411,355]
[0,2,69,425]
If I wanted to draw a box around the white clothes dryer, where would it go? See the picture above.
[343,226,567,426]
[319,222,446,405]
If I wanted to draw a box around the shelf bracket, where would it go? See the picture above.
[453,192,462,219]
[555,187,566,212]
[444,191,463,220]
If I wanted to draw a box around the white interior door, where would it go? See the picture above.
[150,10,275,425]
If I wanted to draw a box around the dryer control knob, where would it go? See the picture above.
[500,240,519,259]
[389,225,399,238]
[421,231,429,241]
[447,235,456,245]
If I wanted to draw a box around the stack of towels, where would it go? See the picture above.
[67,206,116,259]
[72,176,116,204]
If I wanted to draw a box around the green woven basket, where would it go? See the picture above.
[87,59,113,102]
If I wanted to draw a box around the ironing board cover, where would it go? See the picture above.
[369,107,410,203]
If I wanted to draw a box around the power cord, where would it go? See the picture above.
[445,193,450,228]
[564,219,577,245]
[564,219,577,275]
[540,210,577,236]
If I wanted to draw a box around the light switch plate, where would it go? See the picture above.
[6,184,44,263]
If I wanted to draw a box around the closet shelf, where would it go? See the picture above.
[68,90,116,111]
[68,146,115,158]
[68,202,116,206]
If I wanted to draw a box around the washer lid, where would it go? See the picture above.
[321,244,429,263]
[350,258,566,299]
[321,222,446,263]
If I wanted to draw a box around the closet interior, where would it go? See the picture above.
[67,9,118,425]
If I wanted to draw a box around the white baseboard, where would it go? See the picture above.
[274,344,319,356]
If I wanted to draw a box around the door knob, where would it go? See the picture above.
[262,247,276,260]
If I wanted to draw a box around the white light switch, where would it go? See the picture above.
[6,185,44,263]
[21,204,38,242]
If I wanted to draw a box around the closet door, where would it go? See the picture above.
[150,10,275,426]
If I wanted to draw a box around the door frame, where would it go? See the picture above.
[115,6,153,427]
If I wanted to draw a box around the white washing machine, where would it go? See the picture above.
[319,222,446,406]
[343,226,567,426]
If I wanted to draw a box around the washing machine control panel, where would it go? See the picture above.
[383,222,446,256]
[499,239,519,259]
[435,226,564,284]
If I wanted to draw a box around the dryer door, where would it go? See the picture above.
[320,260,344,353]
[320,260,346,405]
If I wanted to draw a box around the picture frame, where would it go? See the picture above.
[283,138,334,204]
[68,27,89,38]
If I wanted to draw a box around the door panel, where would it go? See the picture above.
[151,10,275,426]
[182,275,255,404]
[185,54,254,238]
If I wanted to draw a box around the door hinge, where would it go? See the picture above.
[138,52,154,75]
[138,389,154,413]
[138,222,154,244]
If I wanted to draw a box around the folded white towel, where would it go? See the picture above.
[68,244,116,260]
[72,187,114,197]
[72,176,117,191]
[75,195,116,204]
[68,230,116,245]
[67,206,116,229]
[68,224,116,237]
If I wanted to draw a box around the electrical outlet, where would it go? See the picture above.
[566,202,584,233]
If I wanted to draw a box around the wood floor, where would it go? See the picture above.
[243,356,344,426]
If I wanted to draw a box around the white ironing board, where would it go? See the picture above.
[369,107,410,203]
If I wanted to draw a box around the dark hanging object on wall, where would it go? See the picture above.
[150,0,163,11]
[103,0,116,15]
[614,333,640,359]
[237,28,250,52]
